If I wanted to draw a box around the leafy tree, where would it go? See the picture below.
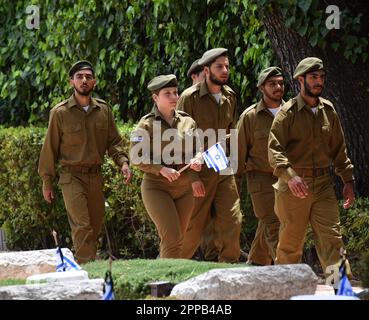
[0,0,273,125]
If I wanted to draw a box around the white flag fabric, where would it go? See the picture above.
[202,142,229,172]
[56,247,82,272]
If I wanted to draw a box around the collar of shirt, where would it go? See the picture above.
[153,105,180,124]
[67,95,101,111]
[296,93,325,112]
[256,99,284,114]
[198,80,234,102]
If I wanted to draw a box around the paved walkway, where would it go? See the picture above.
[314,284,363,296]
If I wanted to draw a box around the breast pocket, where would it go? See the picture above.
[96,121,108,131]
[64,122,84,146]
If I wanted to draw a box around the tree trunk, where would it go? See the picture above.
[263,9,369,197]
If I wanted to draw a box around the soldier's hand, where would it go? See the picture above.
[43,188,55,203]
[191,180,206,197]
[160,167,180,182]
[189,158,202,172]
[288,176,308,199]
[343,181,355,209]
[121,162,132,184]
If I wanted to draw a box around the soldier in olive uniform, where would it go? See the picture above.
[268,57,355,279]
[130,75,204,258]
[38,61,132,264]
[236,67,284,265]
[177,48,243,263]
[187,58,217,261]
[187,59,205,85]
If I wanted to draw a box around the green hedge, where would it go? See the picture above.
[0,126,368,272]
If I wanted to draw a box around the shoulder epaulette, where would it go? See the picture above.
[223,85,236,95]
[320,97,335,109]
[181,84,200,97]
[239,103,257,118]
[141,112,155,120]
[53,99,68,110]
[95,98,108,105]
[281,98,297,112]
[177,110,192,117]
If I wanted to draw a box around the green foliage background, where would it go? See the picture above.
[1,1,367,126]
[0,0,273,125]
[1,0,368,276]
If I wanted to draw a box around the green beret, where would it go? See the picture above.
[257,66,283,87]
[69,60,94,77]
[187,59,204,78]
[293,57,324,79]
[198,48,228,66]
[147,74,178,92]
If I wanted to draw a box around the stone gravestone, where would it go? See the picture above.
[0,279,104,300]
[171,264,318,300]
[0,248,75,280]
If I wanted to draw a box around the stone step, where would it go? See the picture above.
[26,270,89,284]
[0,279,104,300]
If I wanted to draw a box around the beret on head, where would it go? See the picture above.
[198,48,228,66]
[257,66,283,87]
[187,59,204,78]
[69,60,94,77]
[147,74,178,92]
[293,57,324,79]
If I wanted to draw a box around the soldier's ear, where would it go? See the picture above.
[297,76,304,86]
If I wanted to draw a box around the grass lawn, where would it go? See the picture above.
[0,279,26,287]
[83,258,248,299]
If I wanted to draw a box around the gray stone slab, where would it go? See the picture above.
[170,264,318,300]
[0,248,75,280]
[0,279,104,300]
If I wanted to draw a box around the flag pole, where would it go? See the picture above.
[52,230,66,271]
[178,133,232,173]
[103,223,115,300]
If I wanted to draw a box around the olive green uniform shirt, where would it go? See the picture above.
[176,80,237,148]
[130,107,200,182]
[38,95,129,190]
[236,99,282,178]
[268,94,354,183]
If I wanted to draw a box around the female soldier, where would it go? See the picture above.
[130,74,205,258]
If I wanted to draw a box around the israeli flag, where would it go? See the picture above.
[56,247,82,272]
[102,271,115,300]
[337,266,356,296]
[202,142,229,172]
